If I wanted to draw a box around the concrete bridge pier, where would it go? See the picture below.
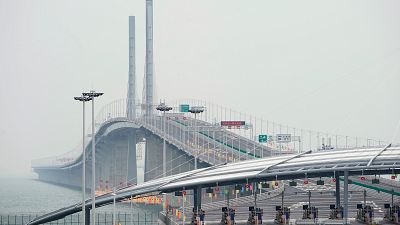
[127,130,137,185]
[94,128,138,188]
[144,134,164,181]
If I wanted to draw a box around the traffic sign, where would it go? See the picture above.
[276,134,292,143]
[179,104,189,112]
[258,134,268,143]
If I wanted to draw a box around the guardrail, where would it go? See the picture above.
[0,213,158,225]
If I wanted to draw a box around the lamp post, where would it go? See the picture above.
[82,90,103,225]
[189,106,204,169]
[156,102,173,177]
[74,95,92,225]
[112,188,116,225]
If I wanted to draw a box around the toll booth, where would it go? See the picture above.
[356,204,374,224]
[393,205,400,224]
[329,205,343,219]
[221,207,230,225]
[191,208,198,225]
[302,205,318,220]
[256,208,264,224]
[248,206,256,225]
[221,207,236,225]
[275,206,290,225]
[199,209,205,225]
[384,204,400,224]
[384,204,391,221]
[229,208,236,225]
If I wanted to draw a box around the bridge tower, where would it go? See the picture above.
[145,0,154,114]
[126,16,137,184]
[127,16,136,120]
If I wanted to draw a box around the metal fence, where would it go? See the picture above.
[0,213,158,225]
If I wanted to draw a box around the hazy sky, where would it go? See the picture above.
[0,0,399,176]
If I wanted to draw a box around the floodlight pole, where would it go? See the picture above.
[189,106,204,169]
[74,95,92,225]
[83,90,103,225]
[156,102,173,177]
[113,188,116,225]
[343,170,349,224]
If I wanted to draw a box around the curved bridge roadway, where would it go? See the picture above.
[32,114,276,186]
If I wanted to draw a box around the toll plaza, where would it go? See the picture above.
[27,147,400,225]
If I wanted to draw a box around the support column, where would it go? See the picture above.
[363,189,367,207]
[227,186,231,209]
[193,186,202,213]
[127,130,137,185]
[85,209,90,225]
[335,172,340,207]
[343,170,349,224]
[144,135,163,181]
[254,183,257,208]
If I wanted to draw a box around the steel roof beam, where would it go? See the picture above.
[367,143,391,167]
[258,150,311,175]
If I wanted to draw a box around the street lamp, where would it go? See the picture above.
[189,106,204,169]
[156,102,173,177]
[112,188,116,225]
[82,90,103,225]
[74,95,92,225]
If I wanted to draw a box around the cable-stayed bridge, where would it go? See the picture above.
[31,0,389,191]
[31,98,389,190]
[28,2,399,225]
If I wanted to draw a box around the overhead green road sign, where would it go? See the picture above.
[258,134,268,143]
[180,104,190,112]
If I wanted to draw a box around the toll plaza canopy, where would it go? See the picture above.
[28,145,400,225]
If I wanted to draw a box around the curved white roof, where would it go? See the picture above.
[28,145,400,225]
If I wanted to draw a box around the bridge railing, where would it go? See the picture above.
[32,98,390,168]
[169,99,389,153]
[31,140,88,168]
[31,99,129,168]
[135,115,231,165]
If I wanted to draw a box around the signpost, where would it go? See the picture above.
[220,121,246,126]
[180,104,189,112]
[276,134,292,143]
[258,134,268,143]
[220,121,247,129]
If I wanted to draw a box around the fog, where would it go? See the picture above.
[0,0,399,177]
